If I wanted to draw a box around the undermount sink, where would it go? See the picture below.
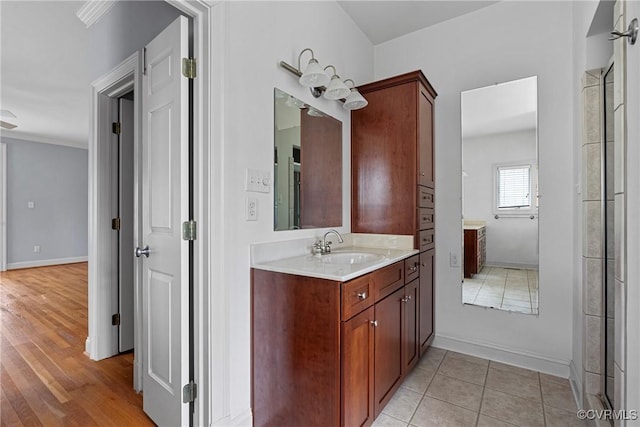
[318,252,385,265]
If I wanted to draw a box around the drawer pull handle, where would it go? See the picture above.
[357,292,367,300]
[408,266,418,272]
[370,320,378,327]
[401,295,413,303]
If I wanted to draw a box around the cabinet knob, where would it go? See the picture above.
[357,292,367,300]
[402,295,413,303]
[370,320,378,327]
[408,266,418,272]
[421,172,426,176]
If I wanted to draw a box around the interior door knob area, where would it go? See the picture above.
[135,245,150,258]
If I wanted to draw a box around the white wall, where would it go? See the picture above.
[3,137,88,268]
[222,1,373,419]
[463,129,538,267]
[375,1,574,374]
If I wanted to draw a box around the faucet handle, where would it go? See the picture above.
[312,240,323,254]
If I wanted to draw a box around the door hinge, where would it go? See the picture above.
[112,313,121,326]
[112,217,121,231]
[182,220,196,241]
[183,381,197,403]
[182,57,196,79]
[112,122,121,135]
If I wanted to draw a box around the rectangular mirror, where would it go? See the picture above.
[274,88,342,230]
[461,76,539,315]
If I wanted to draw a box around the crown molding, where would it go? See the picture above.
[76,0,116,28]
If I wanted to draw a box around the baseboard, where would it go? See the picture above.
[569,359,584,409]
[7,256,88,270]
[211,408,252,427]
[433,334,571,377]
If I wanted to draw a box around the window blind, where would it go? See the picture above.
[497,165,531,209]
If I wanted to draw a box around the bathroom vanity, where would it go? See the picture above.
[251,246,429,427]
[463,224,486,278]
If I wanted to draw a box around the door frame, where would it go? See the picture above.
[87,51,141,371]
[0,142,6,272]
[88,1,224,424]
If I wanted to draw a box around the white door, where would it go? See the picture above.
[119,97,135,352]
[139,16,190,426]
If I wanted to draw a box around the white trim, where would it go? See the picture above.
[0,133,88,150]
[211,408,253,427]
[88,53,139,366]
[0,142,6,272]
[76,0,116,28]
[433,333,571,377]
[569,360,583,410]
[7,256,88,270]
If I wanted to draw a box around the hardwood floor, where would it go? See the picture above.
[0,263,154,426]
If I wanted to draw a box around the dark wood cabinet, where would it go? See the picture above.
[419,249,435,355]
[342,307,375,427]
[252,256,428,426]
[351,69,437,360]
[464,227,486,278]
[352,70,437,245]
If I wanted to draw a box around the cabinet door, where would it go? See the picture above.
[342,307,375,427]
[352,83,417,235]
[374,287,404,416]
[419,250,435,355]
[403,280,419,373]
[418,86,434,188]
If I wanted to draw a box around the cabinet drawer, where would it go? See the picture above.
[418,229,435,252]
[418,208,434,230]
[374,261,405,302]
[405,255,420,284]
[342,274,374,321]
[417,186,434,208]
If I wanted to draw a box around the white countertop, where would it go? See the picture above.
[251,246,418,282]
[463,224,486,230]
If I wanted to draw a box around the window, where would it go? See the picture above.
[496,163,533,212]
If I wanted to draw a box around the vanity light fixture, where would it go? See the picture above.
[297,48,330,88]
[342,79,368,110]
[279,48,368,110]
[322,65,351,100]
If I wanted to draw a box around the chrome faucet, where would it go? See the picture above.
[312,229,344,255]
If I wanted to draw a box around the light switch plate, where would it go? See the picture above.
[245,168,271,193]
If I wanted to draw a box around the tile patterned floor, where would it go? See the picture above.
[462,267,539,315]
[373,348,585,427]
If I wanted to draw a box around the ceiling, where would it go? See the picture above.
[338,1,498,45]
[0,1,498,149]
[0,1,89,149]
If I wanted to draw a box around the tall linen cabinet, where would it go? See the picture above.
[352,70,437,356]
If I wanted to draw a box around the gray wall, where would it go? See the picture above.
[88,1,183,80]
[4,137,88,267]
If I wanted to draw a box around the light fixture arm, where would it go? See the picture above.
[343,79,356,89]
[324,65,338,77]
[297,48,315,72]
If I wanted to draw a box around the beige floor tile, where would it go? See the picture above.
[540,373,570,386]
[485,367,542,401]
[544,405,586,427]
[541,377,578,412]
[489,361,539,379]
[381,387,423,422]
[480,388,544,427]
[478,287,505,297]
[401,367,436,394]
[500,304,533,314]
[409,396,477,427]
[504,289,532,300]
[445,351,490,367]
[438,356,488,386]
[502,297,533,308]
[476,414,518,427]
[425,374,484,411]
[416,347,445,371]
[372,413,409,427]
[473,296,502,308]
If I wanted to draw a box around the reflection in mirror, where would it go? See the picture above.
[461,76,539,315]
[274,88,342,230]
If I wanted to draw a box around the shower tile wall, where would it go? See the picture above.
[580,1,628,421]
[612,0,627,417]
[581,68,604,402]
